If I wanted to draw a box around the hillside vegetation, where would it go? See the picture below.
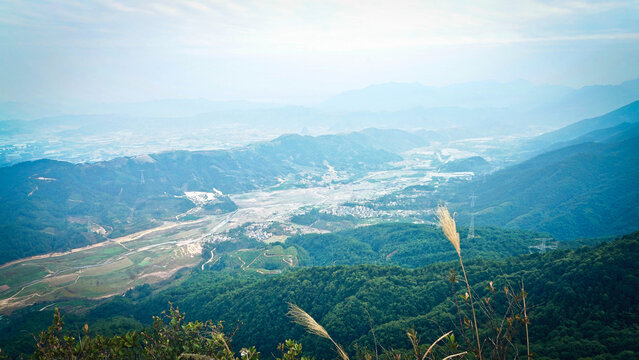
[2,225,636,359]
[527,99,639,151]
[450,132,639,239]
[286,223,542,267]
[98,232,639,360]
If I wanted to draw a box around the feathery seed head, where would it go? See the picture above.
[435,204,461,255]
[287,303,349,360]
[287,303,330,340]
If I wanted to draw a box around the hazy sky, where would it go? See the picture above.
[1,0,639,103]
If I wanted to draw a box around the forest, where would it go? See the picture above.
[2,227,636,359]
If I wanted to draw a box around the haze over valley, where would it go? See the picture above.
[1,1,639,359]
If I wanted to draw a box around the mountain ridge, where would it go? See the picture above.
[529,99,639,150]
[0,130,406,264]
[451,133,639,239]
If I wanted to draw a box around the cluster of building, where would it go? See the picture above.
[244,223,273,241]
[322,205,379,218]
[207,234,234,243]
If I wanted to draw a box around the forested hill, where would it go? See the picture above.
[3,230,636,359]
[0,131,404,264]
[114,231,639,360]
[551,121,639,149]
[286,223,543,267]
[449,132,639,240]
[527,99,639,151]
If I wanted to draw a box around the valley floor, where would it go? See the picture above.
[0,160,476,314]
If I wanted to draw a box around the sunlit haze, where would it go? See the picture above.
[2,0,639,103]
[2,2,639,358]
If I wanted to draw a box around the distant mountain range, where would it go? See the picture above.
[3,79,639,140]
[530,79,639,126]
[320,80,574,112]
[3,98,638,262]
[320,79,639,128]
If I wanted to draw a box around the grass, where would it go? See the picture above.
[80,257,134,277]
[288,302,468,360]
[0,264,50,288]
[0,223,207,314]
[435,204,481,359]
[226,245,299,272]
[14,281,50,297]
[138,257,152,266]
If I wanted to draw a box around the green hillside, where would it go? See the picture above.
[545,121,639,151]
[2,230,636,359]
[528,99,639,150]
[287,223,543,267]
[102,231,639,360]
[450,134,639,240]
[196,223,547,276]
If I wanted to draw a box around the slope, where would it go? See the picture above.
[450,133,639,239]
[545,121,639,151]
[528,78,639,126]
[147,232,639,360]
[4,230,635,359]
[287,223,542,267]
[528,99,639,150]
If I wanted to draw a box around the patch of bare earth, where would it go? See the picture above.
[0,218,207,270]
[42,273,79,286]
[137,266,190,282]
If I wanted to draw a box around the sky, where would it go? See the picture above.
[1,0,639,104]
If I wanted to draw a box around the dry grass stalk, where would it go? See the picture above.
[522,280,531,359]
[179,355,213,360]
[287,303,349,360]
[441,352,467,360]
[365,307,380,360]
[421,331,452,360]
[436,204,482,360]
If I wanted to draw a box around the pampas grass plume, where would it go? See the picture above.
[435,204,482,359]
[287,303,349,360]
[435,204,461,255]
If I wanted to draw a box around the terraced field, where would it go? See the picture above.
[227,245,299,273]
[0,215,228,313]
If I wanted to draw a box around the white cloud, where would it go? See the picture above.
[0,0,638,102]
[3,0,637,51]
